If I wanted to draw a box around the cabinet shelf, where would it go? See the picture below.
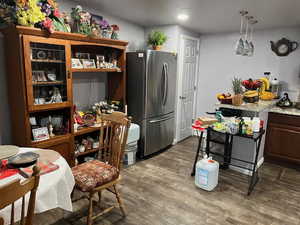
[75,148,100,157]
[31,59,65,63]
[74,126,101,136]
[32,81,64,86]
[31,133,70,145]
[71,68,122,73]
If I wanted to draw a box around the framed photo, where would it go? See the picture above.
[32,71,47,82]
[72,58,83,69]
[75,52,90,59]
[82,59,96,69]
[90,14,103,26]
[32,127,50,142]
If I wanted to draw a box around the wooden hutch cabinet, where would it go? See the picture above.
[2,26,128,165]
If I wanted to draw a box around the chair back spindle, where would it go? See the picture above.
[0,166,40,225]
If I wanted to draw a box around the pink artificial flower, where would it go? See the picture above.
[53,8,60,18]
[43,17,54,33]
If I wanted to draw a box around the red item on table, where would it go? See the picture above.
[192,120,206,131]
[0,160,19,180]
[20,161,59,178]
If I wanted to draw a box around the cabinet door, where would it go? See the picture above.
[23,35,72,111]
[265,123,300,163]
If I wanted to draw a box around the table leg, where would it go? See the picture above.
[191,131,204,177]
[248,135,263,195]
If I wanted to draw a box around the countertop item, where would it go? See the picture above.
[216,100,277,113]
[269,107,300,117]
[8,152,39,168]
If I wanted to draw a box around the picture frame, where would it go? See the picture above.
[90,14,103,26]
[32,70,47,82]
[32,127,50,142]
[82,59,96,69]
[75,52,90,59]
[71,58,83,69]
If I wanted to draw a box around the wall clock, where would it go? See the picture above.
[270,38,298,56]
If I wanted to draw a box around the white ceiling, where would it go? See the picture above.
[77,0,300,34]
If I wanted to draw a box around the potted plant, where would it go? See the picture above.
[232,77,243,106]
[147,30,167,50]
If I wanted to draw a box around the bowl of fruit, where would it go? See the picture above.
[217,93,233,104]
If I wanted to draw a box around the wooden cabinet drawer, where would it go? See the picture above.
[268,112,300,127]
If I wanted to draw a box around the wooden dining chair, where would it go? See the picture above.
[72,112,131,225]
[0,166,40,225]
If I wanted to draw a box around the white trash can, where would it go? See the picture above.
[124,123,140,166]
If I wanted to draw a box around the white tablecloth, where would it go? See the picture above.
[0,148,75,224]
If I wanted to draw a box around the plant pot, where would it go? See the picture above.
[152,45,162,50]
[232,94,243,106]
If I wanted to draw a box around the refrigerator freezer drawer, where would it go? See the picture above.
[141,115,174,157]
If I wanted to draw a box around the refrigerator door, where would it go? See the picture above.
[126,52,146,123]
[145,51,177,118]
[140,113,175,157]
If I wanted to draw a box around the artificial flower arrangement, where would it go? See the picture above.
[0,0,70,33]
[70,5,92,35]
[0,2,119,39]
[111,24,119,40]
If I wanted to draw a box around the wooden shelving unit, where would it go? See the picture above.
[1,26,128,166]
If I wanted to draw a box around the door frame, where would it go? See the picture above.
[174,34,200,144]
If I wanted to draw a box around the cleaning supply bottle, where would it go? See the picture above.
[195,155,219,191]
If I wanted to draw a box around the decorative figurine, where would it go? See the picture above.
[48,116,55,137]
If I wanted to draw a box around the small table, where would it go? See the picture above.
[0,148,75,224]
[191,126,265,196]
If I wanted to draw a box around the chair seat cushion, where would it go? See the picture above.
[72,160,119,192]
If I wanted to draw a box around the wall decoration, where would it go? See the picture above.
[32,127,50,142]
[82,59,96,69]
[72,58,83,69]
[270,38,298,56]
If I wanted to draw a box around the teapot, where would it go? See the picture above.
[270,38,298,56]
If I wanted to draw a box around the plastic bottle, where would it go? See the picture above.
[195,155,219,191]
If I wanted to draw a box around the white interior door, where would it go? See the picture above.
[177,37,199,142]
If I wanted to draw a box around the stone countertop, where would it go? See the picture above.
[269,107,300,117]
[215,100,277,113]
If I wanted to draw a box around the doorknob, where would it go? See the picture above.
[179,96,186,100]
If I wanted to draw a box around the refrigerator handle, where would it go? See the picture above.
[162,63,168,106]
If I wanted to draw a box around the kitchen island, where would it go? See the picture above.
[213,100,300,172]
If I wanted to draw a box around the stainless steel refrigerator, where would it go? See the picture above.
[127,50,177,158]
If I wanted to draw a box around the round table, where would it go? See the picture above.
[0,148,75,225]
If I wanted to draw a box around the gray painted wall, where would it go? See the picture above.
[196,26,300,117]
[0,0,145,144]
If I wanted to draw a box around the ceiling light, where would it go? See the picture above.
[177,13,189,21]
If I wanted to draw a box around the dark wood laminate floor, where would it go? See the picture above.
[34,137,300,225]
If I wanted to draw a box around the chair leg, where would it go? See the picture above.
[87,193,94,225]
[113,185,126,217]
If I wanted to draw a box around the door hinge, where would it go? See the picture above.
[194,85,197,90]
[196,50,200,55]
